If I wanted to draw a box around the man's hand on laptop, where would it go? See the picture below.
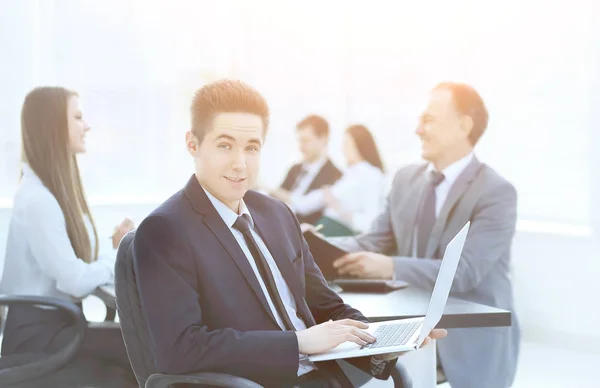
[296,319,375,354]
[333,252,394,279]
[372,328,449,361]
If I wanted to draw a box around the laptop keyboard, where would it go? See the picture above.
[361,321,421,349]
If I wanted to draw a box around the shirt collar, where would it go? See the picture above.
[428,152,474,186]
[202,186,254,229]
[302,156,328,174]
[346,160,371,172]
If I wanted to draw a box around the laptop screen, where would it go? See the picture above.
[416,221,470,345]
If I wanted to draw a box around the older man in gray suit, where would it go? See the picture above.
[330,82,520,388]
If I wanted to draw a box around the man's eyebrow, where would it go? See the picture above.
[213,134,236,142]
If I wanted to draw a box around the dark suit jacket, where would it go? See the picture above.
[133,175,393,387]
[280,159,342,224]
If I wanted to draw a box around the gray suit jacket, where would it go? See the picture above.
[332,157,520,388]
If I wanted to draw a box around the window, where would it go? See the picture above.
[0,0,239,205]
[1,0,596,230]
[342,1,595,226]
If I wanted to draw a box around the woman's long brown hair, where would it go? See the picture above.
[21,87,98,263]
[346,124,385,172]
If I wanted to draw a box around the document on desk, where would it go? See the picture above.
[303,231,410,293]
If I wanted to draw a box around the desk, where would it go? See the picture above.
[94,285,510,328]
[339,286,511,328]
[93,285,117,313]
[339,287,511,387]
[94,284,511,387]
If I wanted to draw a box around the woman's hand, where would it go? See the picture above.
[111,217,135,249]
[322,186,337,208]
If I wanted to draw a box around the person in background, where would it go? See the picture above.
[329,82,520,388]
[296,124,386,236]
[0,87,135,374]
[270,115,342,224]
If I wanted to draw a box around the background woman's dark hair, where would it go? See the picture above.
[345,124,384,172]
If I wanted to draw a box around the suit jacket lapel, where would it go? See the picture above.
[305,159,338,194]
[425,158,482,257]
[183,176,279,327]
[281,164,302,191]
[249,204,316,327]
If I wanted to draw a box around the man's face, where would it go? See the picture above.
[416,89,472,164]
[296,125,328,163]
[187,112,264,212]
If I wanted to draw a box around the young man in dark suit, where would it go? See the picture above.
[271,115,342,224]
[133,80,445,387]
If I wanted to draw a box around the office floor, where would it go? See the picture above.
[364,341,599,388]
[501,342,598,388]
[82,297,598,388]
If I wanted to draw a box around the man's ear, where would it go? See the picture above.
[460,115,474,140]
[186,131,199,155]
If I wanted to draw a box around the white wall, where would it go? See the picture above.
[512,232,600,351]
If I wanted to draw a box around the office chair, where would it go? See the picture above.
[0,294,136,388]
[0,295,85,387]
[115,230,412,388]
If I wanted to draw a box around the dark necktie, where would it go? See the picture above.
[416,170,445,257]
[233,214,297,331]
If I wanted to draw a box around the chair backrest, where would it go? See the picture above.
[0,295,86,387]
[114,230,155,388]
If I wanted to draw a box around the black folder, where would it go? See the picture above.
[302,231,348,281]
[303,231,409,293]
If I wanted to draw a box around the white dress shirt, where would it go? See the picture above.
[203,188,316,376]
[429,153,474,217]
[290,161,386,232]
[0,164,114,300]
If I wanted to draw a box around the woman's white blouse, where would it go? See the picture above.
[0,164,114,300]
[292,161,386,232]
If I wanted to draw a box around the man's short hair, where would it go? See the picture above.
[296,115,329,138]
[434,82,489,145]
[191,80,270,143]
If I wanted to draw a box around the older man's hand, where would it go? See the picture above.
[333,251,394,279]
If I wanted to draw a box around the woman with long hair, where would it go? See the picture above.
[0,87,134,371]
[294,124,387,236]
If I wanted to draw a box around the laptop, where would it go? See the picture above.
[308,221,470,362]
[303,231,409,293]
